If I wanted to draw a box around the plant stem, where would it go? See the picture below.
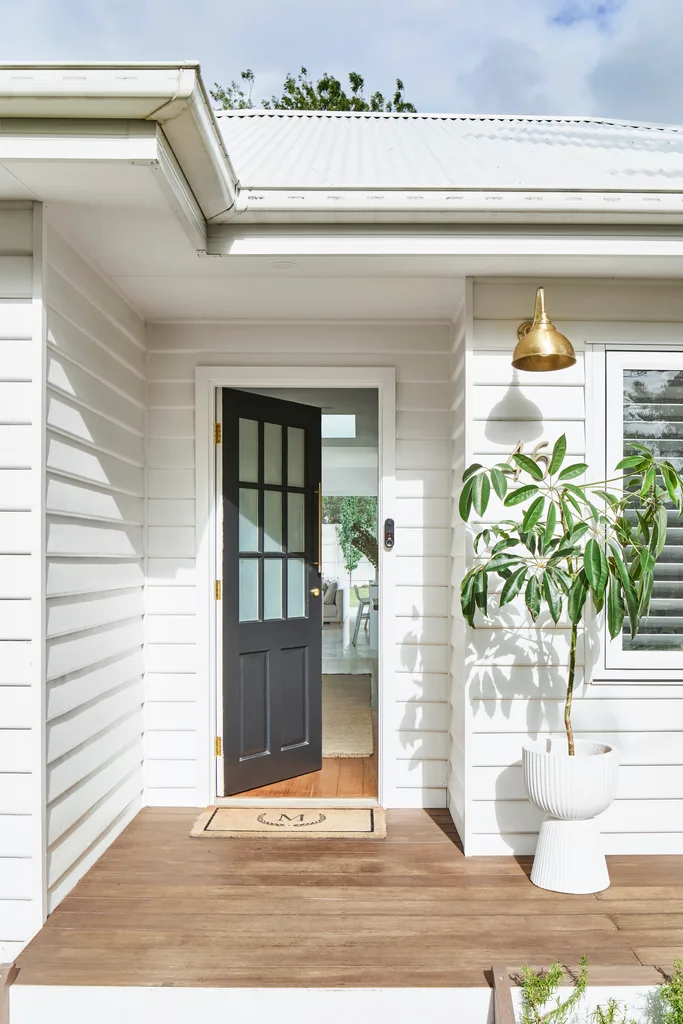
[565,622,578,756]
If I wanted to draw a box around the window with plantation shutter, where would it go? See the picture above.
[606,351,683,671]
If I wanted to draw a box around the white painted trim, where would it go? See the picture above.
[194,365,396,808]
[208,225,683,258]
[30,202,48,926]
[152,132,208,253]
[11,982,493,1024]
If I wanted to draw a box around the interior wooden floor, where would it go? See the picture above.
[14,807,683,989]
[234,748,377,798]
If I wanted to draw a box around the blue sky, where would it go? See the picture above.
[1,0,681,122]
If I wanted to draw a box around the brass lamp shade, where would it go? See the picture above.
[512,287,576,372]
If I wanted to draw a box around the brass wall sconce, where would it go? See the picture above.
[512,287,576,372]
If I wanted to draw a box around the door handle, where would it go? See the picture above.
[310,588,321,598]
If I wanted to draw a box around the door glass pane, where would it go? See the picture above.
[264,423,282,485]
[239,418,258,483]
[263,560,283,620]
[288,427,305,487]
[263,491,283,552]
[287,557,306,618]
[239,559,259,621]
[239,488,259,551]
[288,492,305,552]
[622,368,683,651]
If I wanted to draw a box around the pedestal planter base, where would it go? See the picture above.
[523,739,618,895]
[531,816,610,894]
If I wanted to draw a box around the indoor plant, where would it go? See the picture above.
[459,434,683,893]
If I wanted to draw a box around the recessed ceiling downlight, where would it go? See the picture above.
[270,261,299,270]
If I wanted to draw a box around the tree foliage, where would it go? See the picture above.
[211,68,416,112]
[459,436,683,754]
[335,496,377,577]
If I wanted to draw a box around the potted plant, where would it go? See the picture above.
[459,435,683,893]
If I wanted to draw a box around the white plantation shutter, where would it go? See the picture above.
[606,352,683,670]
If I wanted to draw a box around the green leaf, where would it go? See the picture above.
[567,572,589,625]
[543,501,557,549]
[459,478,474,521]
[542,572,562,624]
[656,505,668,558]
[485,553,522,573]
[662,463,679,505]
[474,568,488,615]
[548,434,567,476]
[490,466,507,501]
[638,569,654,622]
[491,536,519,556]
[472,472,491,517]
[568,523,590,544]
[591,489,621,508]
[462,463,484,483]
[641,465,656,495]
[616,455,648,471]
[524,575,541,621]
[522,495,546,533]
[558,462,588,481]
[549,565,572,593]
[608,542,640,640]
[607,575,625,640]
[560,499,574,532]
[512,453,544,481]
[461,573,476,627]
[639,548,655,574]
[500,566,528,607]
[504,484,539,507]
[584,538,608,598]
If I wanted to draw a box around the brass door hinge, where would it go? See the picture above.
[215,580,221,600]
[215,737,222,757]
[214,423,222,444]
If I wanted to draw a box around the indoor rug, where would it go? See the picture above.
[322,673,373,758]
[191,806,386,840]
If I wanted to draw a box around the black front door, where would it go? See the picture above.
[221,387,322,795]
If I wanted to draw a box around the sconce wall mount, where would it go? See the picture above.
[512,287,577,372]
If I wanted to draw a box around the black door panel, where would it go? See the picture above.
[221,388,322,794]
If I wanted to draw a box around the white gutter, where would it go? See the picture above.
[0,62,238,221]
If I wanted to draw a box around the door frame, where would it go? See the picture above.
[195,365,396,808]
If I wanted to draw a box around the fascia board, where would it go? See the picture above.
[0,64,236,222]
[207,223,683,258]
[222,188,683,223]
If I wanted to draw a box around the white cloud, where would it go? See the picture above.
[0,0,681,123]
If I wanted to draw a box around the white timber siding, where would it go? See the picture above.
[0,204,44,960]
[43,226,145,911]
[145,322,452,807]
[465,279,683,856]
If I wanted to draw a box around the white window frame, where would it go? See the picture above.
[589,347,683,681]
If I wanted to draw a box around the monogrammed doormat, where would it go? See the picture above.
[191,806,386,840]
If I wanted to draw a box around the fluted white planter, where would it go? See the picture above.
[523,739,619,894]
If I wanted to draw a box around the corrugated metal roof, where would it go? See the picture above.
[215,110,683,192]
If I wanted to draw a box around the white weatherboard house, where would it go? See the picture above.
[2,61,683,1020]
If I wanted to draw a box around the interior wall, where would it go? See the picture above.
[0,204,43,960]
[465,279,683,855]
[43,225,146,910]
[145,322,452,808]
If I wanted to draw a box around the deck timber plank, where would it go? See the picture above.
[12,808,682,989]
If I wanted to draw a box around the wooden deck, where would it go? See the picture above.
[13,808,683,989]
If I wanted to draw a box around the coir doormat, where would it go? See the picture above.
[191,806,386,840]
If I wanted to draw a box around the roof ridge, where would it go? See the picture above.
[213,109,683,132]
